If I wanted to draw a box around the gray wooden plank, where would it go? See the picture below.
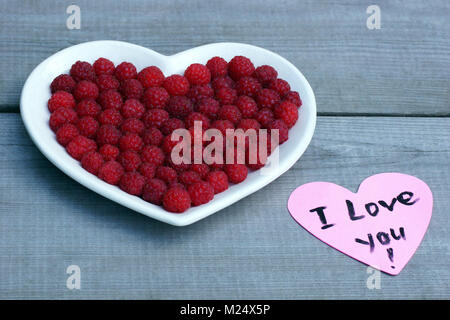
[0,114,448,299]
[1,0,449,115]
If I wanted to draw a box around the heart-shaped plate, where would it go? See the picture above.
[21,41,316,226]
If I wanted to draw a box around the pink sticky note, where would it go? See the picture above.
[287,173,433,275]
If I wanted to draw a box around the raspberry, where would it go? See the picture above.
[81,151,104,175]
[184,63,211,85]
[179,170,201,186]
[206,56,228,78]
[161,118,185,136]
[118,150,142,172]
[216,87,237,105]
[167,96,193,119]
[137,66,165,88]
[98,108,123,126]
[99,144,120,161]
[119,172,145,196]
[143,109,169,128]
[142,87,170,109]
[185,112,210,129]
[49,107,78,131]
[166,155,191,173]
[70,61,96,82]
[50,74,76,93]
[139,162,157,180]
[163,74,189,96]
[56,123,79,146]
[197,97,220,120]
[96,125,121,145]
[191,163,210,179]
[114,62,137,81]
[142,178,167,205]
[75,99,101,117]
[141,145,165,166]
[211,119,234,136]
[77,116,99,138]
[162,135,181,154]
[207,170,229,194]
[274,101,298,128]
[236,76,261,98]
[98,161,124,185]
[120,118,145,135]
[156,166,178,184]
[93,58,115,76]
[224,164,248,184]
[211,76,235,91]
[228,56,255,80]
[236,95,258,118]
[96,75,120,92]
[120,79,143,100]
[48,91,75,113]
[188,181,214,206]
[143,127,163,146]
[257,89,280,109]
[255,108,274,128]
[66,136,97,160]
[268,119,289,144]
[187,84,214,103]
[237,118,261,131]
[285,91,302,108]
[121,99,145,119]
[218,104,242,125]
[119,133,143,152]
[269,78,290,97]
[98,90,123,110]
[74,80,99,101]
[254,65,277,85]
[163,186,191,213]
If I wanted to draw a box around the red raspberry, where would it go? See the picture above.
[185,112,210,130]
[50,74,76,93]
[197,97,220,120]
[166,155,191,173]
[162,135,181,154]
[269,78,290,97]
[219,104,242,125]
[142,87,170,109]
[236,76,261,98]
[49,107,78,131]
[254,65,278,85]
[143,127,163,146]
[161,118,185,136]
[98,108,123,127]
[81,151,104,175]
[96,75,120,92]
[142,178,167,205]
[93,58,115,76]
[224,164,248,184]
[236,95,258,118]
[66,136,97,160]
[191,163,210,179]
[137,66,165,88]
[206,56,228,78]
[96,125,121,145]
[114,62,137,81]
[118,150,142,172]
[274,101,298,128]
[120,79,143,100]
[75,99,101,117]
[211,76,235,91]
[163,186,191,213]
[167,96,193,119]
[187,84,214,103]
[77,116,99,138]
[119,133,143,152]
[139,162,157,180]
[141,145,165,166]
[56,123,79,146]
[285,91,302,108]
[163,74,189,96]
[188,181,214,206]
[143,109,169,128]
[98,90,123,110]
[246,148,267,170]
[216,87,237,105]
[237,118,261,132]
[228,56,255,80]
[207,170,229,194]
[156,166,178,184]
[70,61,96,82]
[184,63,211,85]
[121,99,145,119]
[179,170,201,186]
[99,144,119,161]
[48,91,75,113]
[257,89,280,109]
[74,80,99,101]
[120,118,145,135]
[268,119,289,144]
[255,108,274,128]
[119,172,145,196]
[211,119,234,136]
[98,161,124,185]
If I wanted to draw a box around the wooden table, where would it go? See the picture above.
[0,0,448,299]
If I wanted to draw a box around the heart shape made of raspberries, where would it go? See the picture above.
[21,41,316,226]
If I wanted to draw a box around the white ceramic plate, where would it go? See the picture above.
[21,40,316,226]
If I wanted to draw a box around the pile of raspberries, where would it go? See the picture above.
[48,56,302,213]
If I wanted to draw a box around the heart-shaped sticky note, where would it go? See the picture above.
[288,173,433,275]
[21,41,316,226]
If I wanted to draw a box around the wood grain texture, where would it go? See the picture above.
[1,0,449,115]
[0,114,448,299]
